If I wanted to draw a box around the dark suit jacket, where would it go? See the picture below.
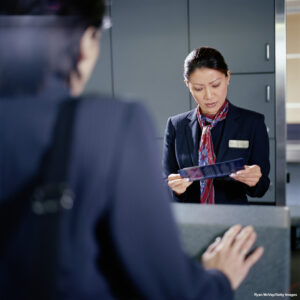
[0,79,233,300]
[162,102,270,204]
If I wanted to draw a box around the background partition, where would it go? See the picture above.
[111,0,190,137]
[84,0,286,205]
[189,0,275,73]
[85,25,113,96]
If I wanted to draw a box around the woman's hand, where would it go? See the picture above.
[168,174,193,195]
[202,225,264,290]
[230,165,262,187]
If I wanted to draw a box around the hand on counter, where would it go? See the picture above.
[202,224,264,290]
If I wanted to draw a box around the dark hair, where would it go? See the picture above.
[183,47,229,81]
[0,0,106,27]
[0,1,106,96]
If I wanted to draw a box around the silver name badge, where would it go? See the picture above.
[228,140,249,149]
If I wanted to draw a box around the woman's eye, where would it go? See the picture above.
[212,84,220,88]
[194,88,202,92]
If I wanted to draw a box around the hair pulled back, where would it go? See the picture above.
[0,0,106,27]
[184,47,229,81]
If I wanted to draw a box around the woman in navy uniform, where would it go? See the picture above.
[163,47,270,204]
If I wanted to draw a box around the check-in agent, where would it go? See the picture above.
[163,47,270,204]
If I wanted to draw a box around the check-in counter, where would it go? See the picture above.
[173,204,290,300]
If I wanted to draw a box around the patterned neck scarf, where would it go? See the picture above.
[197,100,229,204]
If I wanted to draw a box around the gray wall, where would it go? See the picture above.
[84,26,113,97]
[84,0,277,204]
[287,163,300,206]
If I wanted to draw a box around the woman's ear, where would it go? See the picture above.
[226,70,231,85]
[70,27,101,96]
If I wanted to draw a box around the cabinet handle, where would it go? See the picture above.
[266,43,270,61]
[266,85,271,102]
[287,172,290,183]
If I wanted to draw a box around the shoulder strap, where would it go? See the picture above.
[31,99,79,214]
[30,99,79,300]
[0,99,78,261]
[43,99,79,184]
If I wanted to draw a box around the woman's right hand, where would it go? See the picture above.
[167,173,193,195]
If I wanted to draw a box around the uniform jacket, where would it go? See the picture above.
[162,101,270,204]
[0,79,233,300]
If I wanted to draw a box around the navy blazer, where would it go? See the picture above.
[162,102,270,204]
[0,79,233,300]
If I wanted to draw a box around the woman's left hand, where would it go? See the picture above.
[230,165,262,187]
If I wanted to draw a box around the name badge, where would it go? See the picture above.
[228,140,249,149]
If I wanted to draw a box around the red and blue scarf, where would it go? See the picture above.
[197,100,229,204]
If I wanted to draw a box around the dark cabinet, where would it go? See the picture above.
[111,0,190,137]
[228,73,275,138]
[189,0,275,73]
[84,0,278,204]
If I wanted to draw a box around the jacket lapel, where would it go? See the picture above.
[185,109,199,166]
[217,102,241,162]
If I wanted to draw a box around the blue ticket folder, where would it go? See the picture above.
[178,158,245,181]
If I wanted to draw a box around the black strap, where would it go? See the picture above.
[42,99,78,183]
[0,99,79,300]
[31,99,78,214]
[30,99,79,300]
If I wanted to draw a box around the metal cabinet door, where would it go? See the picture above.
[228,73,275,138]
[84,28,113,96]
[189,0,275,73]
[111,0,190,137]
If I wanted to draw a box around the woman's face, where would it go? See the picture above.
[186,67,230,115]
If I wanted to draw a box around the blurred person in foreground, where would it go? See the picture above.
[0,1,263,299]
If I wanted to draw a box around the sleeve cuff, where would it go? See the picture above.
[206,269,234,300]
